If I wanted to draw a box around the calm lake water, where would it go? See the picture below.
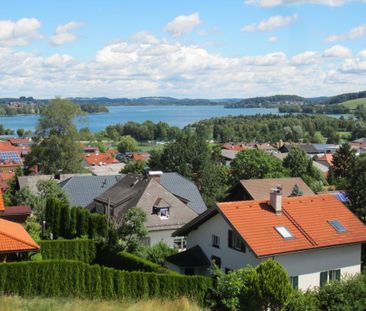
[0,105,280,132]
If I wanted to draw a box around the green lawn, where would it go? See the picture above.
[341,98,366,109]
[0,296,206,311]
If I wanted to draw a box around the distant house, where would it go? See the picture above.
[82,153,120,167]
[279,143,339,155]
[59,175,125,207]
[0,151,23,173]
[220,149,239,166]
[168,191,366,290]
[124,152,151,161]
[229,177,314,201]
[0,218,40,262]
[88,172,207,249]
[0,190,31,224]
[316,153,334,168]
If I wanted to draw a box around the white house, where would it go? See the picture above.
[167,189,366,290]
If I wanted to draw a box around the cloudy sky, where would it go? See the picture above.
[0,0,366,98]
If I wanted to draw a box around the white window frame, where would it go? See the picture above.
[158,207,169,219]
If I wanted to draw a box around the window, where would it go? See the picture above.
[320,269,341,287]
[328,220,347,233]
[211,255,221,268]
[275,226,294,240]
[158,208,169,219]
[212,234,220,248]
[174,237,186,250]
[290,276,298,289]
[228,230,246,252]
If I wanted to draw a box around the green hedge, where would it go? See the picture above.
[39,239,96,264]
[0,260,211,304]
[105,251,171,273]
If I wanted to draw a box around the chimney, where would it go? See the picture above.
[148,170,163,183]
[270,186,282,215]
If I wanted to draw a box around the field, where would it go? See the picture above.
[341,98,366,109]
[0,296,206,311]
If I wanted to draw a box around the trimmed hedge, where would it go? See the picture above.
[103,251,171,273]
[39,239,96,264]
[0,260,211,304]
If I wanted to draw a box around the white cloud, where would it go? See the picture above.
[241,14,298,32]
[1,33,366,98]
[164,13,201,37]
[326,24,366,42]
[268,36,279,43]
[50,21,83,46]
[291,51,320,65]
[245,0,350,8]
[323,45,352,58]
[132,31,159,44]
[0,18,41,46]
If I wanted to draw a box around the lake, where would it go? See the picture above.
[0,105,280,133]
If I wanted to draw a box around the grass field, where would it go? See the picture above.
[0,296,206,311]
[341,98,366,109]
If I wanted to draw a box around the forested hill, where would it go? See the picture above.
[322,91,366,105]
[225,95,311,108]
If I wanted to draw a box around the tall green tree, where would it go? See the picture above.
[283,146,308,177]
[118,208,148,253]
[346,155,366,223]
[332,143,356,179]
[25,98,83,174]
[117,135,138,154]
[230,149,288,184]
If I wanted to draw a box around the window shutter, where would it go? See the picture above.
[228,230,233,248]
[320,271,328,287]
[336,269,341,281]
[292,276,298,289]
[240,241,246,253]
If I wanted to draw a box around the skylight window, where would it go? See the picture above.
[275,226,294,240]
[329,220,347,233]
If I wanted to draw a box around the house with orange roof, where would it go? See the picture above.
[316,153,334,168]
[0,190,31,224]
[167,188,366,290]
[0,218,40,262]
[82,152,120,167]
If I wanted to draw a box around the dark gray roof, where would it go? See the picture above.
[59,175,124,207]
[160,173,207,214]
[166,245,210,267]
[89,174,199,231]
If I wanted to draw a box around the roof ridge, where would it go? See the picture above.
[282,207,318,246]
[0,221,39,250]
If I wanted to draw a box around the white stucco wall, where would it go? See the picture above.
[186,213,362,289]
[275,244,362,290]
[187,214,262,274]
[148,229,176,246]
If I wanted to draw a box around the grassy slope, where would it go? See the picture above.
[0,297,206,311]
[341,98,366,109]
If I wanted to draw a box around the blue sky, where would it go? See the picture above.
[0,0,365,98]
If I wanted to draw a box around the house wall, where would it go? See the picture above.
[187,214,262,275]
[148,229,176,247]
[186,214,362,289]
[274,244,361,290]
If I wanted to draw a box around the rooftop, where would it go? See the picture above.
[218,194,366,257]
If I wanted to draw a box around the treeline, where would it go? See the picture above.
[324,90,366,105]
[186,114,360,143]
[225,95,309,108]
[103,121,181,141]
[279,104,351,114]
[0,103,41,116]
[79,104,108,113]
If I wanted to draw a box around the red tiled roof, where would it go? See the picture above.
[2,205,31,216]
[131,153,150,161]
[8,138,32,146]
[82,153,119,166]
[0,189,4,211]
[217,194,366,257]
[222,143,246,151]
[318,153,333,166]
[0,218,40,253]
[0,172,15,181]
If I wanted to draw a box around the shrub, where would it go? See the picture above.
[101,251,171,273]
[0,260,211,304]
[39,239,96,264]
[142,241,177,265]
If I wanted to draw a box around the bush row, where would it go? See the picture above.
[100,251,171,273]
[39,239,96,264]
[45,198,107,239]
[0,260,211,304]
